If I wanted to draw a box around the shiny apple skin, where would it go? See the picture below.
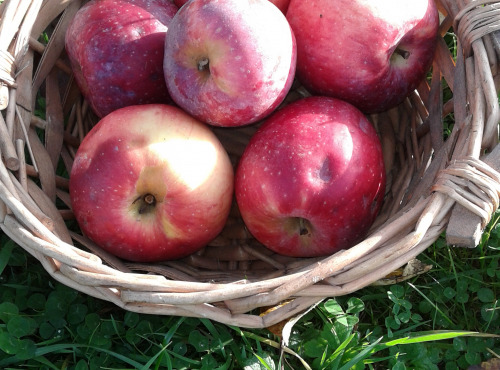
[173,0,290,15]
[69,104,234,262]
[65,0,178,117]
[286,0,439,113]
[235,96,386,257]
[163,0,296,127]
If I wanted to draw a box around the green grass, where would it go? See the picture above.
[1,210,499,369]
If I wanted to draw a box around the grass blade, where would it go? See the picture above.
[407,282,455,327]
[234,329,312,370]
[383,330,498,346]
[323,333,356,369]
[254,352,274,370]
[0,343,145,368]
[337,336,384,370]
[0,239,15,276]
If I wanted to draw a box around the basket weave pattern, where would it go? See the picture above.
[0,0,499,328]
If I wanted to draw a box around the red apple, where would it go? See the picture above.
[173,0,290,14]
[65,0,178,117]
[69,104,234,262]
[286,0,439,113]
[235,96,386,257]
[163,0,296,127]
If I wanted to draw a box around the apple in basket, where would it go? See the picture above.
[163,0,296,127]
[173,0,290,14]
[235,96,386,257]
[286,0,439,113]
[65,0,178,117]
[69,104,234,262]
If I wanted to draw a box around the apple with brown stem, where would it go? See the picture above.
[163,0,296,127]
[69,104,234,262]
[235,96,386,257]
[286,0,439,113]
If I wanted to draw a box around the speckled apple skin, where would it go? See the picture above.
[174,0,290,14]
[286,0,439,113]
[235,96,386,257]
[163,0,296,127]
[65,0,178,118]
[69,104,234,262]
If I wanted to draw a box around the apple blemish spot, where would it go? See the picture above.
[319,157,333,182]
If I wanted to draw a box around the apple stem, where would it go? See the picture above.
[144,194,155,205]
[133,193,156,215]
[198,57,209,71]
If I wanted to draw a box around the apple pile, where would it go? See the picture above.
[66,0,439,262]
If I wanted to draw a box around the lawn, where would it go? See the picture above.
[1,209,499,369]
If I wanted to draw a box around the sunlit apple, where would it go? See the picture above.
[69,104,234,262]
[163,0,296,127]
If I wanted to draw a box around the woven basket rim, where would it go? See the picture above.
[0,0,499,328]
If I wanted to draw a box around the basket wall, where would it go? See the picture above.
[0,0,499,328]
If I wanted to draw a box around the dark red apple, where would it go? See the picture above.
[286,0,439,113]
[65,0,178,117]
[235,96,386,257]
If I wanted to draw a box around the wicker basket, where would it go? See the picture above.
[0,0,499,329]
